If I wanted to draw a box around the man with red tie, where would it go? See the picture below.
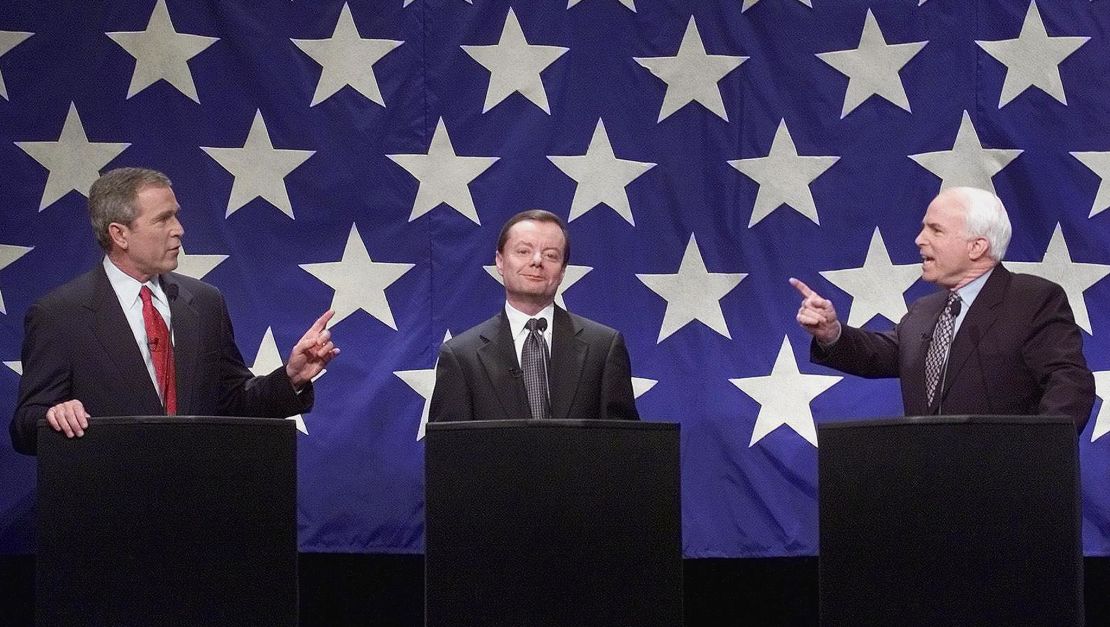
[790,186,1094,432]
[9,167,338,454]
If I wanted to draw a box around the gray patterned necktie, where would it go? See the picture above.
[925,292,961,407]
[522,318,550,420]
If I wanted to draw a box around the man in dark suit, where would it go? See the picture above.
[791,186,1094,432]
[10,167,339,454]
[429,210,639,423]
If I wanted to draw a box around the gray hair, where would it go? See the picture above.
[88,167,173,252]
[947,186,1012,262]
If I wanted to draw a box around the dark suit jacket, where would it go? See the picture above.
[10,264,312,454]
[429,306,639,422]
[812,265,1094,431]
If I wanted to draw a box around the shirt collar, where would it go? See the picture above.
[504,302,555,340]
[102,256,168,308]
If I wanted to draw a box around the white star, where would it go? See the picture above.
[816,10,927,118]
[201,110,316,219]
[248,327,312,434]
[0,243,33,314]
[15,103,131,211]
[291,3,403,107]
[568,0,636,10]
[483,263,592,309]
[1006,224,1110,335]
[387,118,499,225]
[1091,370,1110,442]
[741,0,812,12]
[632,377,657,398]
[173,246,227,280]
[908,110,1022,194]
[634,17,747,122]
[395,331,451,441]
[106,0,218,103]
[4,361,21,375]
[731,336,841,447]
[728,119,839,227]
[636,234,746,342]
[975,1,1089,108]
[820,229,921,327]
[1070,151,1110,218]
[461,8,568,114]
[0,31,33,100]
[547,119,656,225]
[300,224,415,329]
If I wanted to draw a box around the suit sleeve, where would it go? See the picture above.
[1022,284,1094,432]
[10,303,71,455]
[599,332,639,421]
[810,325,901,379]
[212,293,313,419]
[429,342,473,423]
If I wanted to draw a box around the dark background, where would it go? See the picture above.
[2,554,1108,625]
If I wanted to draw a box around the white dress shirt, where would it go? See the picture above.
[103,257,174,402]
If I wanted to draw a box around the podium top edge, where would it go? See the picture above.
[36,416,295,428]
[426,419,678,432]
[818,415,1074,431]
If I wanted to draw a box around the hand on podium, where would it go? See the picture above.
[45,399,90,439]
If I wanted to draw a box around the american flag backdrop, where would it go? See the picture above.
[1,0,1110,558]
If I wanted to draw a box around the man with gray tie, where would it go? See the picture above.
[429,210,639,423]
[791,187,1094,431]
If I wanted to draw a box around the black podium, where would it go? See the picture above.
[36,416,297,626]
[818,416,1082,625]
[425,420,682,626]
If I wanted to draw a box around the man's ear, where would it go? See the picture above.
[108,223,128,250]
[494,250,504,277]
[968,236,989,261]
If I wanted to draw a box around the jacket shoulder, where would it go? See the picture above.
[442,314,502,351]
[32,268,102,311]
[566,311,621,339]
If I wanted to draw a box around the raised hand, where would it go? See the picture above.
[789,277,841,345]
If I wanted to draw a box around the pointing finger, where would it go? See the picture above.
[789,277,815,299]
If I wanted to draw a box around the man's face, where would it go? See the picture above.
[113,185,184,282]
[495,219,566,313]
[914,194,973,289]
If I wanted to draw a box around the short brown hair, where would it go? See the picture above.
[496,210,570,267]
[89,167,173,252]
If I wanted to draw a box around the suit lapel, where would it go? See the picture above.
[548,307,585,421]
[901,294,946,415]
[476,312,531,420]
[938,266,1008,407]
[91,265,163,414]
[163,273,198,415]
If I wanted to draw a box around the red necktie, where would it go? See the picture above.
[140,286,176,415]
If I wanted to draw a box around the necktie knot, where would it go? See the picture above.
[526,318,546,334]
[945,291,961,316]
[140,285,154,305]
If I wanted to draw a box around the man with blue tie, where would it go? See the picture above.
[791,187,1094,432]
